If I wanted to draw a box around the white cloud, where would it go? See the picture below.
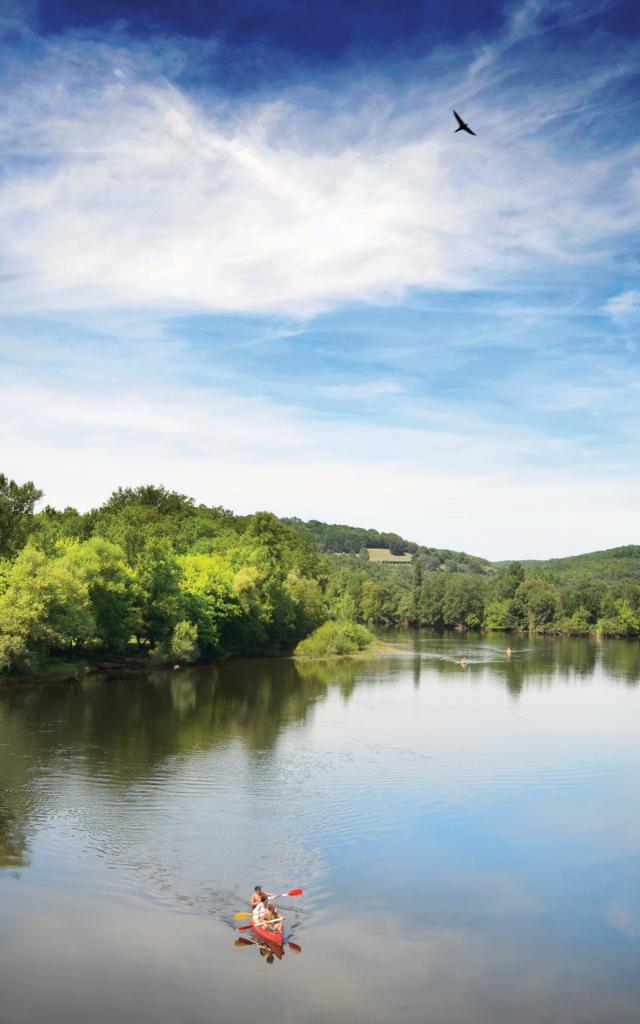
[603,288,640,323]
[0,23,638,318]
[1,9,639,557]
[318,380,404,399]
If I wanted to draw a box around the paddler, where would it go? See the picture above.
[251,885,274,910]
[265,903,283,934]
[253,893,269,924]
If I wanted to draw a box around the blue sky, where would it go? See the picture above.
[1,0,639,558]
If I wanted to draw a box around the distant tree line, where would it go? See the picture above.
[324,556,640,637]
[0,474,638,674]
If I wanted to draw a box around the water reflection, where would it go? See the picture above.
[0,809,29,870]
[234,933,302,964]
[1,633,639,875]
[406,630,640,688]
[1,631,640,1024]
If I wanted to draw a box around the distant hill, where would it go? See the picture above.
[285,518,640,583]
[503,545,640,584]
[283,517,496,576]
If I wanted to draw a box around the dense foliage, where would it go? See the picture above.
[321,554,640,637]
[294,620,375,658]
[0,474,638,674]
[502,546,640,584]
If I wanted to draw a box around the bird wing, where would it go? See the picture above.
[464,126,477,136]
[453,110,465,128]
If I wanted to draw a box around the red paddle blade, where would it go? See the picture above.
[287,941,302,953]
[238,922,254,931]
[286,888,303,896]
[235,937,254,947]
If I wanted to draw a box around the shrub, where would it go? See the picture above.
[151,620,200,664]
[294,620,374,658]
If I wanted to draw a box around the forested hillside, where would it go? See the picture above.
[0,473,639,676]
[508,546,640,584]
[284,517,496,575]
[283,517,415,555]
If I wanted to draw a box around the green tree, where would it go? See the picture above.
[615,599,640,636]
[484,598,517,630]
[178,552,239,656]
[561,582,603,623]
[359,580,390,623]
[493,561,525,600]
[515,578,561,631]
[0,474,43,557]
[441,575,484,628]
[58,538,134,652]
[0,545,94,671]
[286,571,327,637]
[130,540,183,647]
[33,506,92,550]
[420,575,446,626]
[152,621,200,664]
[412,562,422,624]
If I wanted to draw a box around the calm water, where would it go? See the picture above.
[1,631,640,1024]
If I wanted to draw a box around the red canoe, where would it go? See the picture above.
[251,921,284,947]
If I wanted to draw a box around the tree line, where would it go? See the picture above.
[0,474,638,674]
[325,557,640,637]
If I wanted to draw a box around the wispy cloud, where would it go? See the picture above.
[0,11,638,318]
[603,288,640,323]
[1,2,639,556]
[318,380,404,400]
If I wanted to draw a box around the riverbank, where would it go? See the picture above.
[3,624,639,685]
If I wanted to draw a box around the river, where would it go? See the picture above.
[1,631,639,1023]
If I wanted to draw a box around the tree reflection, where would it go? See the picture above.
[0,809,29,870]
[413,630,639,693]
[599,639,640,685]
[1,633,638,874]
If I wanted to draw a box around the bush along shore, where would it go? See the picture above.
[294,621,375,658]
[1,476,639,677]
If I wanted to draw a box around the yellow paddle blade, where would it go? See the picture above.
[234,911,252,920]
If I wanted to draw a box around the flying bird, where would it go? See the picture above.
[453,110,476,136]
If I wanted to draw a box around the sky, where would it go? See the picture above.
[0,0,639,559]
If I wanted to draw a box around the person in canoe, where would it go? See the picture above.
[252,894,268,923]
[252,894,284,934]
[265,903,283,934]
[251,885,275,911]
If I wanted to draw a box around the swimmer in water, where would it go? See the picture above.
[505,647,512,657]
[460,656,468,668]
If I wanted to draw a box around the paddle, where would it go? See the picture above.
[238,916,284,931]
[234,889,303,920]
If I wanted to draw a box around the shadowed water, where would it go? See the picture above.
[1,631,639,1023]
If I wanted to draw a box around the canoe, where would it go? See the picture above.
[251,920,284,947]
